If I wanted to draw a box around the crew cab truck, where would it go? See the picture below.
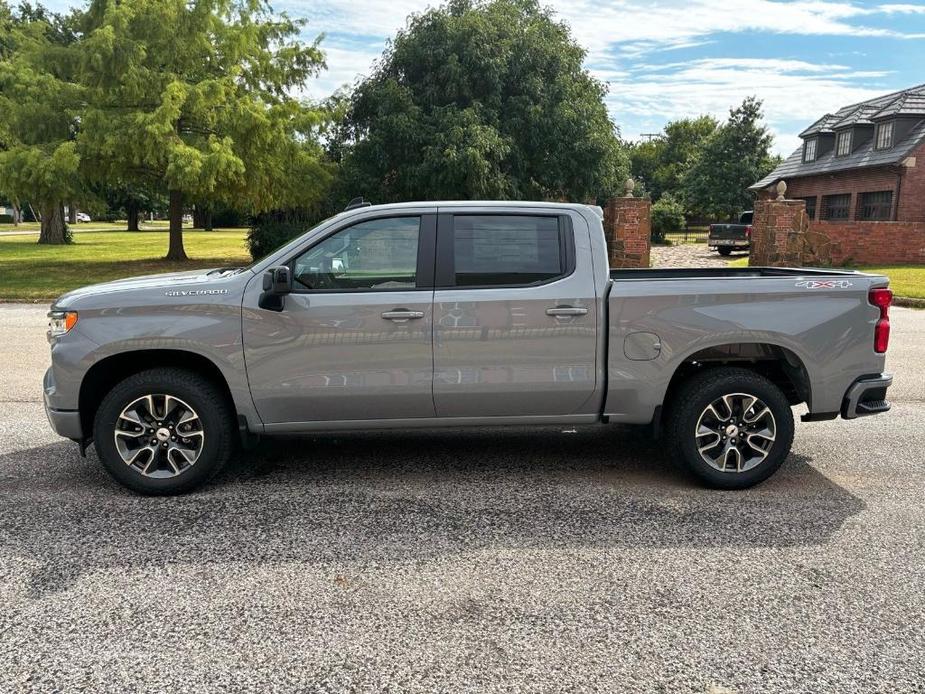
[44,201,894,495]
[708,211,753,256]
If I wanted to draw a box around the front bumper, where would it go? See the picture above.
[44,367,82,440]
[841,373,893,419]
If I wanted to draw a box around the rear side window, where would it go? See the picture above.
[448,215,568,287]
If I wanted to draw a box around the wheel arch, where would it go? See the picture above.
[79,349,237,439]
[662,341,812,418]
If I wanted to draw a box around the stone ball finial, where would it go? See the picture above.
[776,180,787,201]
[624,178,635,196]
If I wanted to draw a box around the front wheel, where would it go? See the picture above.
[667,368,795,489]
[93,368,235,495]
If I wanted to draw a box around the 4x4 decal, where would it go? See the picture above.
[794,280,854,289]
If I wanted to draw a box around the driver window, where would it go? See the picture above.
[293,216,420,291]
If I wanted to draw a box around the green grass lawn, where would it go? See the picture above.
[726,256,925,299]
[0,229,250,302]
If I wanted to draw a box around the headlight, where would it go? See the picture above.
[48,310,78,339]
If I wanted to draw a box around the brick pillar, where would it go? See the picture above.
[603,197,651,269]
[749,198,809,266]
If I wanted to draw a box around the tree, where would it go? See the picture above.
[682,97,778,221]
[335,0,627,204]
[650,192,685,243]
[76,0,333,259]
[628,115,717,203]
[0,2,84,243]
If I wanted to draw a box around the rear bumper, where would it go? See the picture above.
[841,373,893,420]
[708,239,749,248]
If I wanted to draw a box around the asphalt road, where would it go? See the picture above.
[1,304,923,693]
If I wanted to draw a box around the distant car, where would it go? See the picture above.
[708,211,752,256]
[75,212,91,223]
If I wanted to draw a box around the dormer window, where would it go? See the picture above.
[836,130,852,157]
[875,121,894,150]
[803,138,817,162]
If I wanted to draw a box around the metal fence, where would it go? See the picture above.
[664,225,709,244]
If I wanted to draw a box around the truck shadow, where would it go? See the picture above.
[0,427,865,598]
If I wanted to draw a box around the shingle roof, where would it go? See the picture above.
[751,83,925,191]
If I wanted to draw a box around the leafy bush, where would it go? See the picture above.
[0,214,14,224]
[650,193,685,243]
[247,210,320,260]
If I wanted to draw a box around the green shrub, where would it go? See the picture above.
[0,214,14,224]
[650,192,685,243]
[247,210,319,260]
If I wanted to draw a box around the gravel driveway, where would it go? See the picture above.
[651,242,740,267]
[1,304,923,692]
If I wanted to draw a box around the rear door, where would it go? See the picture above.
[432,210,598,418]
[242,212,437,425]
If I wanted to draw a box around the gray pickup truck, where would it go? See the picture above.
[708,211,753,256]
[44,201,894,495]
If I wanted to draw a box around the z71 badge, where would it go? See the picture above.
[795,280,853,289]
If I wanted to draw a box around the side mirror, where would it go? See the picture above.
[262,266,292,295]
[259,266,291,311]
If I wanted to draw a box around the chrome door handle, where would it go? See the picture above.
[381,310,425,322]
[546,306,588,317]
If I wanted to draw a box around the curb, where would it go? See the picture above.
[894,296,925,309]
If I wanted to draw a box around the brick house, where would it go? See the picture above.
[750,84,925,223]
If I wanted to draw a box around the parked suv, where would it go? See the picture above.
[45,201,893,495]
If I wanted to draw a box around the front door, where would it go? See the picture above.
[432,211,598,418]
[243,214,437,425]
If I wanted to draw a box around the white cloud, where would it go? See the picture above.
[603,57,895,154]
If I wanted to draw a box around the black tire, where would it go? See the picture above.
[667,367,794,489]
[717,247,733,256]
[93,368,235,495]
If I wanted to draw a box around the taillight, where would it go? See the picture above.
[869,288,892,353]
[745,224,753,238]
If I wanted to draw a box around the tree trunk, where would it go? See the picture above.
[11,201,21,226]
[166,189,187,260]
[38,203,69,244]
[204,210,213,231]
[126,200,140,231]
[67,204,77,225]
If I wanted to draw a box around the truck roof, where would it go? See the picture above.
[339,200,603,217]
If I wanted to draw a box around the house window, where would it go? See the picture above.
[875,122,894,150]
[857,191,893,221]
[836,131,852,157]
[821,194,851,220]
[803,138,817,162]
[800,196,818,220]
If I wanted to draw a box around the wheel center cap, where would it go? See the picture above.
[725,424,739,437]
[155,427,171,442]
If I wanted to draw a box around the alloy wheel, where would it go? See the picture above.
[694,392,777,473]
[113,394,205,478]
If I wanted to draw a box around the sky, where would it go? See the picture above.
[44,0,925,156]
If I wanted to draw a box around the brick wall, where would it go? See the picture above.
[603,197,650,268]
[807,220,925,265]
[751,198,925,266]
[755,140,925,223]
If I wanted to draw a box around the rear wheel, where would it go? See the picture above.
[93,368,235,495]
[717,247,733,256]
[667,368,794,489]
